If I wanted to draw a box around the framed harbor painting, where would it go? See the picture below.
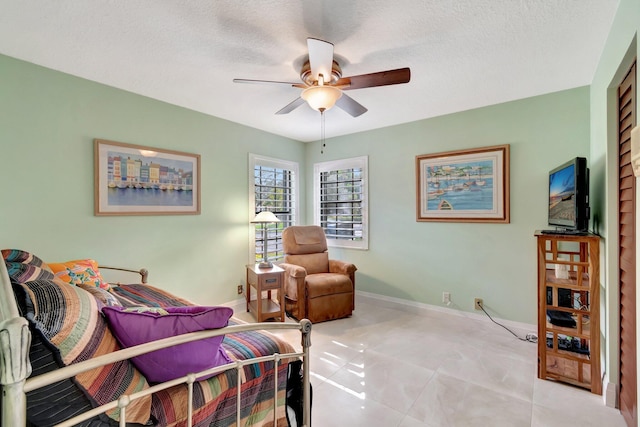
[416,144,510,223]
[94,139,201,216]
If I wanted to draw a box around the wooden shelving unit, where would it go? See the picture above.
[535,231,601,394]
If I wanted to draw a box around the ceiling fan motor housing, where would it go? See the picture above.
[300,59,342,85]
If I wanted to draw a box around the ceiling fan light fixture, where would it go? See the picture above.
[301,85,342,112]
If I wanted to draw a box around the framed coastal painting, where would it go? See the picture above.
[416,144,510,223]
[94,139,201,216]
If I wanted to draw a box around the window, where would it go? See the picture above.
[249,154,299,263]
[314,156,368,250]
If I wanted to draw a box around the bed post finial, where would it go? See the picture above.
[0,317,31,426]
[299,319,312,349]
[0,317,32,384]
[0,255,31,426]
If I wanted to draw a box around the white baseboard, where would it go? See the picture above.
[603,374,618,408]
[356,290,537,333]
[225,291,536,333]
[221,297,245,309]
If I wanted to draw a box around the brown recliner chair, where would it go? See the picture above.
[279,225,357,323]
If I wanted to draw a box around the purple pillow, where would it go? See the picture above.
[101,306,234,383]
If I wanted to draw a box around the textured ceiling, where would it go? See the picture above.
[0,1,619,142]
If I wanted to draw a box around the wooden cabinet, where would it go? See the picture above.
[246,264,285,322]
[535,232,601,394]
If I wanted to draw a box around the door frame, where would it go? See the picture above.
[604,41,637,409]
[617,61,637,427]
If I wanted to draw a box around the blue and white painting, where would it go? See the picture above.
[425,160,495,211]
[418,146,508,222]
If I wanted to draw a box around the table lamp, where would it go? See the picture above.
[251,211,281,268]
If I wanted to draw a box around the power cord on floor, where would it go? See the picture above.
[478,303,538,343]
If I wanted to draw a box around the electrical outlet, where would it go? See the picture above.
[237,284,243,295]
[442,292,451,304]
[474,298,483,310]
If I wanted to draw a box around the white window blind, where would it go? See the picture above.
[314,156,368,250]
[249,154,299,262]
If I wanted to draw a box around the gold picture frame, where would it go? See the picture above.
[416,144,510,223]
[94,139,201,216]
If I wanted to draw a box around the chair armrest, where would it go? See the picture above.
[278,263,307,317]
[279,262,307,278]
[329,260,357,276]
[330,260,356,312]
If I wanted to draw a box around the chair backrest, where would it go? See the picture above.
[282,226,329,274]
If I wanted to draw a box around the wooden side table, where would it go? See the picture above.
[246,264,285,322]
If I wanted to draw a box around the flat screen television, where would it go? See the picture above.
[548,157,590,232]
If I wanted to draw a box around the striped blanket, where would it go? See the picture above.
[110,284,295,427]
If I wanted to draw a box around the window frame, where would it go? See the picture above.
[313,155,369,250]
[248,154,300,263]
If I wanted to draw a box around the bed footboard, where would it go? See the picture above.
[0,260,312,427]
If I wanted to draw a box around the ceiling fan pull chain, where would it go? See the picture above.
[320,110,326,154]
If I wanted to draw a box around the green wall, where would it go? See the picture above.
[0,54,591,326]
[0,54,305,305]
[306,87,590,324]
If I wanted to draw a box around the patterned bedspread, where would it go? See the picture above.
[110,284,295,427]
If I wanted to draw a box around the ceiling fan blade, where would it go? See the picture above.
[335,67,411,90]
[335,93,368,117]
[233,78,306,89]
[275,97,306,115]
[307,38,334,83]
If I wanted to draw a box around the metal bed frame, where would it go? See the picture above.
[0,261,311,427]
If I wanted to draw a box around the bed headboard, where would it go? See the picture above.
[0,258,31,426]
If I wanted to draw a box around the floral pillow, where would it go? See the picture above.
[48,259,110,290]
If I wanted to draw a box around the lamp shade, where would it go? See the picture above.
[301,85,342,112]
[251,211,281,223]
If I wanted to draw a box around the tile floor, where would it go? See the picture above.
[229,295,626,427]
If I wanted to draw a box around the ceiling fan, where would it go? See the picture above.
[233,38,411,117]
